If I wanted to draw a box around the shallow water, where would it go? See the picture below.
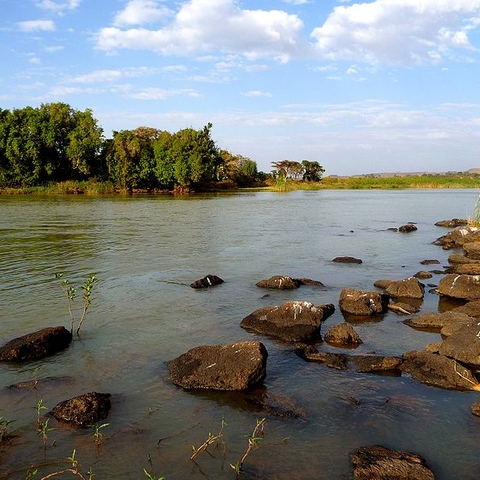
[1,189,480,479]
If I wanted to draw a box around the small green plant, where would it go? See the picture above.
[230,418,266,476]
[190,416,226,460]
[0,415,15,442]
[143,469,164,480]
[26,450,94,479]
[55,272,97,335]
[36,398,48,429]
[91,422,109,447]
[37,418,55,451]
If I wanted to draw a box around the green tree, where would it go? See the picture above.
[153,130,175,189]
[302,160,325,182]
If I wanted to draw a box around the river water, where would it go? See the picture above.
[1,189,480,479]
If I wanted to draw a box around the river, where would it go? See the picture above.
[0,189,479,479]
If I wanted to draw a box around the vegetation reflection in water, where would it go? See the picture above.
[1,190,480,479]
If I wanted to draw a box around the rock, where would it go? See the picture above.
[413,270,433,279]
[471,401,480,417]
[420,259,441,265]
[445,263,480,275]
[399,223,418,233]
[448,253,478,264]
[324,323,362,348]
[404,311,473,332]
[351,355,403,374]
[434,226,480,249]
[0,326,72,362]
[298,347,348,370]
[437,274,480,300]
[49,392,111,428]
[464,242,480,260]
[190,274,224,289]
[435,218,468,228]
[388,302,420,315]
[373,279,392,289]
[339,289,389,316]
[400,350,479,391]
[349,445,435,480]
[451,300,480,317]
[241,301,334,343]
[255,275,323,289]
[383,277,425,299]
[332,256,363,264]
[437,323,480,369]
[168,340,267,390]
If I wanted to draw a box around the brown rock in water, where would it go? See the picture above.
[434,226,480,249]
[437,274,480,300]
[404,311,473,333]
[451,300,480,317]
[255,275,323,289]
[241,301,334,342]
[384,277,425,299]
[0,326,72,362]
[349,445,435,480]
[168,340,267,390]
[332,256,363,264]
[435,218,468,228]
[351,355,403,374]
[463,242,480,260]
[339,289,389,316]
[399,223,418,233]
[190,274,224,288]
[50,392,111,428]
[471,400,480,417]
[438,322,480,369]
[420,259,441,265]
[400,350,478,391]
[324,323,362,348]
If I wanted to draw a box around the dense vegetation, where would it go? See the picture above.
[0,103,267,192]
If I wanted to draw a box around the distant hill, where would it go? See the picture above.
[337,169,480,178]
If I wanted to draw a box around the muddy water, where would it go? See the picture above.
[1,190,479,479]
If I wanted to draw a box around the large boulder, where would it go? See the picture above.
[435,218,468,228]
[446,263,480,275]
[324,323,362,348]
[0,326,72,362]
[399,223,418,233]
[403,311,473,333]
[241,301,334,342]
[437,274,480,300]
[400,350,479,391]
[437,323,480,369]
[49,392,111,428]
[339,289,389,316]
[168,341,267,390]
[255,275,323,289]
[383,277,425,299]
[349,445,435,480]
[451,300,480,317]
[463,242,480,260]
[434,226,480,249]
[190,274,224,289]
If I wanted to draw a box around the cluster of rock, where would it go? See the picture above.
[3,219,480,477]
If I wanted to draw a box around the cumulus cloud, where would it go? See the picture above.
[113,0,173,27]
[241,90,272,97]
[17,20,56,32]
[126,87,201,100]
[96,0,307,62]
[68,67,157,84]
[35,0,81,14]
[311,0,480,65]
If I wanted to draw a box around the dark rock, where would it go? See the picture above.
[351,355,403,374]
[434,226,480,249]
[435,218,468,228]
[464,242,480,260]
[471,401,480,417]
[387,227,398,232]
[399,223,418,233]
[451,300,480,317]
[49,392,111,428]
[383,277,425,299]
[255,275,323,289]
[0,326,72,362]
[349,445,435,480]
[7,375,75,390]
[190,274,224,289]
[413,270,433,279]
[438,323,480,369]
[324,323,362,348]
[332,256,363,264]
[339,289,389,316]
[420,259,441,265]
[298,347,348,370]
[404,311,473,333]
[168,340,267,390]
[388,302,420,315]
[437,274,480,300]
[400,350,479,390]
[241,301,334,343]
[445,263,480,275]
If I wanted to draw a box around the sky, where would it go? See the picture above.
[2,1,480,176]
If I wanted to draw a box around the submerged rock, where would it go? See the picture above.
[435,218,468,228]
[255,275,324,289]
[349,445,435,480]
[241,301,334,343]
[0,326,72,362]
[403,311,474,333]
[190,274,224,288]
[168,340,267,390]
[324,323,362,348]
[332,256,363,264]
[50,392,111,428]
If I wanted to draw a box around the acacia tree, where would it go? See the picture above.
[301,160,325,182]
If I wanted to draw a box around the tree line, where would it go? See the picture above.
[0,102,324,191]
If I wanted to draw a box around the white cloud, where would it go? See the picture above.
[241,90,272,97]
[311,0,480,65]
[126,87,201,100]
[35,0,81,15]
[113,0,173,27]
[96,0,307,62]
[17,19,56,32]
[68,67,157,84]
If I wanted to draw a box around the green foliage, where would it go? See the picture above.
[55,272,97,335]
[0,414,15,442]
[143,469,165,480]
[91,422,109,447]
[230,418,266,476]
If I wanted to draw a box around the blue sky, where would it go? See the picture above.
[2,0,480,176]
